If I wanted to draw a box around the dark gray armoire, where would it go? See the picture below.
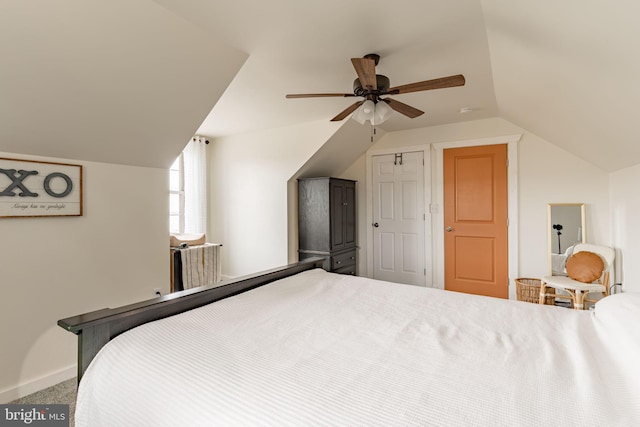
[298,177,356,275]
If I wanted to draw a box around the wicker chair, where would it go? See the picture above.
[539,243,615,310]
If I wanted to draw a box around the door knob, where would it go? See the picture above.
[445,226,454,232]
[373,222,379,228]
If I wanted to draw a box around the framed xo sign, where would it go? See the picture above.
[0,158,83,218]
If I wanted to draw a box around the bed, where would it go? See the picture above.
[58,259,640,426]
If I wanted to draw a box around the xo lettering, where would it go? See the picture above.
[0,168,73,198]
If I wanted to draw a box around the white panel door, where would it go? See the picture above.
[372,152,425,285]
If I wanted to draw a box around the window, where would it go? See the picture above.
[169,136,207,234]
[169,154,185,233]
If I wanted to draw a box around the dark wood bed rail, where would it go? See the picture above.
[58,258,325,382]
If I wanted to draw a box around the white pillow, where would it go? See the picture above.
[564,244,576,257]
[594,292,640,357]
[596,292,640,322]
[170,233,206,247]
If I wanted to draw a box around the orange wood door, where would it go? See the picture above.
[444,144,508,298]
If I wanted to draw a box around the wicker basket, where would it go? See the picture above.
[516,278,554,305]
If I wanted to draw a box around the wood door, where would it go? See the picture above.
[372,152,426,286]
[444,144,508,298]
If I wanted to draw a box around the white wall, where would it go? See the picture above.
[517,129,609,279]
[340,118,610,289]
[208,115,614,293]
[208,120,342,278]
[0,152,168,402]
[610,163,640,292]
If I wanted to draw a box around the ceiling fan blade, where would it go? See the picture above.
[286,93,355,99]
[351,58,377,90]
[383,98,424,118]
[388,74,465,95]
[330,101,364,121]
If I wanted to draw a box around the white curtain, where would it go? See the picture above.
[183,136,207,234]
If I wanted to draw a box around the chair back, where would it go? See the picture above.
[572,243,615,289]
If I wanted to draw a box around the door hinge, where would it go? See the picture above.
[424,268,427,276]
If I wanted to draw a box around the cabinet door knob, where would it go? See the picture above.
[336,261,341,265]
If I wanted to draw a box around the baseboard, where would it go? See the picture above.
[0,365,76,403]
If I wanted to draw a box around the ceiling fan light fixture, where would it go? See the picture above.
[373,100,393,125]
[362,100,375,115]
[352,100,375,124]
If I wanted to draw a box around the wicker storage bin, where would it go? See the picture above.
[516,278,554,305]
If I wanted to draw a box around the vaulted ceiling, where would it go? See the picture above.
[159,0,499,140]
[0,0,247,168]
[2,0,639,172]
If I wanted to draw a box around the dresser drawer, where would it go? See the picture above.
[331,250,356,270]
[334,264,356,275]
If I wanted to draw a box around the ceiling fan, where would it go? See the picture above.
[286,53,466,124]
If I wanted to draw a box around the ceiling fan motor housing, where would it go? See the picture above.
[353,75,390,97]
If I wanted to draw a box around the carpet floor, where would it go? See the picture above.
[9,378,77,427]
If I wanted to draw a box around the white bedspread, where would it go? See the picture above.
[76,269,640,426]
